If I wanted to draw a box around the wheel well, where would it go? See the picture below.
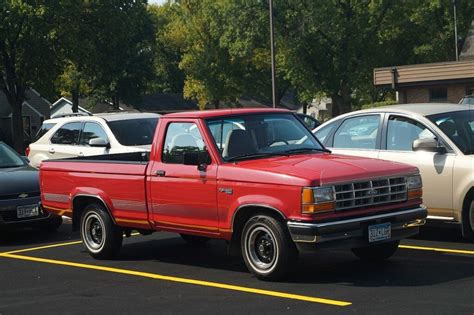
[72,196,111,231]
[229,206,286,256]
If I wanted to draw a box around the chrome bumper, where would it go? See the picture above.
[287,206,427,250]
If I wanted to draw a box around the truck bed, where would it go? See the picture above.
[40,152,150,229]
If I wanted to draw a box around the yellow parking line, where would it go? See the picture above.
[0,253,351,306]
[2,240,83,255]
[400,245,474,255]
[1,232,141,255]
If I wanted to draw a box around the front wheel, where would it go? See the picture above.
[80,203,123,259]
[241,215,297,281]
[351,240,399,262]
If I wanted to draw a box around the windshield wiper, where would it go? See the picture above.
[226,152,288,162]
[284,147,331,154]
[0,165,22,168]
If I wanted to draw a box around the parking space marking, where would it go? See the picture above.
[400,244,474,256]
[2,240,83,255]
[0,253,351,306]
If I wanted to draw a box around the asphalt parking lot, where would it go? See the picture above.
[1,221,474,314]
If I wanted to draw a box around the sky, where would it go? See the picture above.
[148,0,166,5]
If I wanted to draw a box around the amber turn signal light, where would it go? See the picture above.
[408,188,423,200]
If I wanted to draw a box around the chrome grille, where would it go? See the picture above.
[334,177,407,210]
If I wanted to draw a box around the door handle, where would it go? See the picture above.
[48,148,55,154]
[78,152,84,157]
[155,170,166,177]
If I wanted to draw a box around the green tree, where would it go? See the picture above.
[0,1,59,152]
[87,0,156,109]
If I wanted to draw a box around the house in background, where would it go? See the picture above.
[373,20,474,104]
[0,89,51,146]
[136,93,198,114]
[50,97,138,118]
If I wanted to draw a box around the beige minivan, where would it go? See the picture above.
[314,104,474,238]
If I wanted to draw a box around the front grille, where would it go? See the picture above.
[0,192,40,201]
[334,177,407,210]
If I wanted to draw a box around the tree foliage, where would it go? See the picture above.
[0,1,60,151]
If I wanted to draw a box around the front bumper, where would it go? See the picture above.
[0,198,58,227]
[287,206,427,251]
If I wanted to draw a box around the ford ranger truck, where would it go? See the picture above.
[40,109,427,280]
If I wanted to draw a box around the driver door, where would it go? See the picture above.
[148,121,218,235]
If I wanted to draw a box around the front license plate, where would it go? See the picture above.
[17,204,39,219]
[368,222,391,243]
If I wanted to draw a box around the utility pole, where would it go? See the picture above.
[269,0,277,108]
[453,0,459,61]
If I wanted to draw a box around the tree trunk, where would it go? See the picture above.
[11,98,24,153]
[212,99,220,109]
[72,81,79,113]
[302,103,308,114]
[331,85,352,117]
[112,91,120,110]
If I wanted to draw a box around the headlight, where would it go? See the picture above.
[406,175,423,200]
[407,175,422,190]
[302,187,335,214]
[313,187,334,202]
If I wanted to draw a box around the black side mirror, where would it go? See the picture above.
[183,151,210,171]
[412,138,446,153]
[183,151,199,166]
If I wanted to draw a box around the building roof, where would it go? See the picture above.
[373,60,474,87]
[164,108,290,119]
[460,20,474,61]
[138,93,198,113]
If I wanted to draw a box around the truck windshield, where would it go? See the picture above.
[107,118,159,146]
[206,113,327,162]
[427,110,474,155]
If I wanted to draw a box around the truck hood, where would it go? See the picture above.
[219,153,418,186]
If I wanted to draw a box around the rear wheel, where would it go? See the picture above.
[351,240,399,262]
[80,203,122,259]
[462,199,474,240]
[241,215,297,281]
[180,234,210,245]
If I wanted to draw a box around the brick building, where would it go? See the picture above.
[373,21,474,104]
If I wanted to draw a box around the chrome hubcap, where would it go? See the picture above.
[246,226,277,272]
[83,213,104,251]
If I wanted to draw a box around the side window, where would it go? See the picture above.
[50,122,82,145]
[387,116,435,151]
[333,115,380,149]
[314,122,337,145]
[80,123,108,146]
[33,123,56,142]
[162,122,206,164]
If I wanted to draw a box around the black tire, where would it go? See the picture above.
[241,215,297,281]
[180,234,210,245]
[40,215,63,232]
[80,203,123,259]
[351,240,400,262]
[462,199,474,240]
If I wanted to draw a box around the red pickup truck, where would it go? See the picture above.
[40,109,427,280]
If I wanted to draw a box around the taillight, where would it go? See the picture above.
[25,146,30,157]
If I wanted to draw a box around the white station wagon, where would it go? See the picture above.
[27,112,160,168]
[314,104,474,238]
